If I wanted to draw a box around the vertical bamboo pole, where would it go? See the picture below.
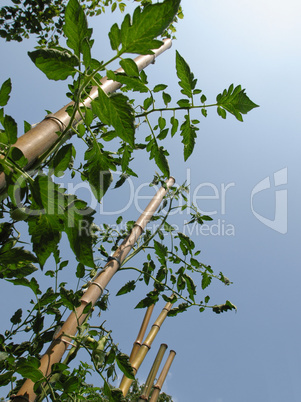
[119,300,173,396]
[138,343,168,401]
[0,39,172,191]
[149,350,176,402]
[14,177,175,402]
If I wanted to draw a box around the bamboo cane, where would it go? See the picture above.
[138,343,168,401]
[0,38,172,191]
[14,177,175,402]
[149,350,176,402]
[119,300,173,396]
[129,304,154,362]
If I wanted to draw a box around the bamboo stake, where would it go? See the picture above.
[119,300,173,396]
[14,177,175,402]
[0,39,172,191]
[149,350,176,402]
[138,343,168,401]
[129,304,154,362]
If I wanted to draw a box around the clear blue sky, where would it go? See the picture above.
[1,1,301,401]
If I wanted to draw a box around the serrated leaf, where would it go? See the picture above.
[170,116,178,137]
[8,277,41,296]
[116,353,135,379]
[0,79,12,107]
[152,143,170,177]
[16,357,44,382]
[183,273,196,302]
[116,280,136,296]
[176,51,197,98]
[109,23,121,50]
[28,49,78,81]
[107,70,148,93]
[3,115,17,144]
[83,139,113,202]
[180,115,198,161]
[0,246,38,279]
[64,0,92,57]
[50,144,73,177]
[92,89,135,146]
[10,308,22,325]
[201,272,212,290]
[119,0,180,54]
[216,85,259,122]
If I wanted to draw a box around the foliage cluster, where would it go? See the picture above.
[0,0,258,400]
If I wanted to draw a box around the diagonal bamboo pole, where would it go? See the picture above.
[0,39,172,191]
[149,350,176,402]
[129,304,154,362]
[119,300,173,396]
[14,177,175,402]
[138,343,168,401]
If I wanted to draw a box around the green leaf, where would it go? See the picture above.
[10,308,22,325]
[8,277,41,296]
[3,115,17,144]
[153,84,168,93]
[92,89,135,146]
[201,272,212,290]
[216,84,259,122]
[64,0,92,57]
[76,262,85,279]
[176,51,197,98]
[162,91,171,106]
[28,49,78,81]
[109,23,121,50]
[116,280,136,296]
[180,115,198,161]
[16,357,44,382]
[212,300,237,314]
[116,353,135,379]
[0,246,38,279]
[0,371,15,386]
[183,273,196,302]
[83,139,113,202]
[170,116,178,137]
[120,58,139,76]
[0,79,12,107]
[64,196,96,268]
[119,0,180,54]
[50,143,74,177]
[106,70,148,93]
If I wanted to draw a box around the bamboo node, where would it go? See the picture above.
[44,113,66,131]
[90,282,105,294]
[107,255,121,270]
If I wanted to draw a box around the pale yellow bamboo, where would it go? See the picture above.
[119,300,173,396]
[0,39,172,191]
[149,350,176,402]
[129,304,154,362]
[138,343,168,401]
[14,177,175,402]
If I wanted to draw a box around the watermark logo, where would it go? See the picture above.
[250,168,287,234]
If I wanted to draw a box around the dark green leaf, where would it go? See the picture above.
[83,140,113,202]
[64,0,92,57]
[107,70,148,93]
[8,277,41,296]
[3,114,17,144]
[109,23,121,50]
[212,300,237,314]
[76,262,85,278]
[50,144,74,177]
[119,0,180,54]
[116,353,135,379]
[120,58,139,76]
[180,115,198,161]
[176,50,197,98]
[28,49,78,81]
[116,280,136,296]
[92,89,135,146]
[201,272,212,290]
[0,79,12,107]
[10,308,22,325]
